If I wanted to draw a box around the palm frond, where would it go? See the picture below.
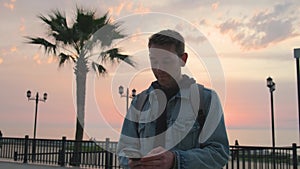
[93,12,109,30]
[75,8,96,34]
[100,48,134,67]
[91,61,107,76]
[91,22,125,47]
[73,8,102,50]
[39,11,75,45]
[58,53,76,67]
[25,37,56,54]
[38,10,68,32]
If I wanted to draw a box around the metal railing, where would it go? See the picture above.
[0,136,299,169]
[227,144,299,169]
[0,135,120,169]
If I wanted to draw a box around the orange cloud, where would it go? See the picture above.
[3,0,16,11]
[19,25,25,32]
[19,18,26,33]
[29,53,57,65]
[33,53,42,64]
[211,2,219,10]
[125,1,133,11]
[108,2,125,16]
[0,46,17,57]
[128,28,142,42]
[0,58,3,64]
[217,2,298,50]
[108,1,151,17]
[10,46,17,52]
[1,49,7,56]
[133,3,151,14]
[47,55,58,64]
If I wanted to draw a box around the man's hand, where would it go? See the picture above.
[128,146,175,169]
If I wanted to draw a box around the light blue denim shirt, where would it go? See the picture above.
[117,77,229,169]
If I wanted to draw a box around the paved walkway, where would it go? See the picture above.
[0,161,79,169]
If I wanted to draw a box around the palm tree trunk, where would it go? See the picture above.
[70,55,88,166]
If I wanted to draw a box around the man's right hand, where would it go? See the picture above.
[128,146,175,169]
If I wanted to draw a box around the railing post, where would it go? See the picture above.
[292,143,297,169]
[272,146,276,169]
[14,151,18,161]
[105,138,112,169]
[58,136,66,166]
[234,140,240,169]
[23,135,29,163]
[32,137,36,162]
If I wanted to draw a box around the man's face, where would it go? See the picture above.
[149,44,186,88]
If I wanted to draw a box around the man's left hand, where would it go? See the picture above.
[137,146,175,169]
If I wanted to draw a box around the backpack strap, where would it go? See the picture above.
[190,83,206,129]
[197,84,206,130]
[199,90,222,144]
[133,90,148,113]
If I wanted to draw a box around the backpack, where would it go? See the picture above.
[134,83,209,130]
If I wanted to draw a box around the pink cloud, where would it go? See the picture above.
[108,0,151,17]
[47,56,58,64]
[3,0,16,11]
[33,53,42,64]
[211,2,219,10]
[0,46,17,58]
[217,2,299,50]
[108,2,125,16]
[133,2,151,13]
[19,18,26,33]
[10,46,17,52]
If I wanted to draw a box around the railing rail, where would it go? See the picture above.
[0,135,120,169]
[0,135,299,169]
[228,143,299,169]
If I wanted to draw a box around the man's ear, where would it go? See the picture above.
[180,53,188,66]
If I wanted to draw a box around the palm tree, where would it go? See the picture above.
[26,7,133,166]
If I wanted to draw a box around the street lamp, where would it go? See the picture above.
[118,85,136,112]
[294,48,300,143]
[26,90,48,139]
[26,90,47,162]
[266,77,276,148]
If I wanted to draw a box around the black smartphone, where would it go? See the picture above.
[123,149,142,161]
[130,157,141,161]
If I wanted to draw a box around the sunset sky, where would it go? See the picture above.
[0,0,299,146]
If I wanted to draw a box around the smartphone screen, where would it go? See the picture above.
[123,149,142,160]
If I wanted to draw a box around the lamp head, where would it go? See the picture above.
[26,90,31,99]
[43,93,48,101]
[119,86,124,95]
[266,77,275,91]
[132,89,136,97]
[266,77,274,88]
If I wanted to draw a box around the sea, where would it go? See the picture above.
[86,128,300,147]
[226,128,299,147]
[6,128,299,147]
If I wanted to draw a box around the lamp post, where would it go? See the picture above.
[118,86,136,112]
[294,48,300,143]
[26,90,48,140]
[266,77,276,148]
[26,90,47,162]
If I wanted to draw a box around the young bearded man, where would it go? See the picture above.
[117,29,229,169]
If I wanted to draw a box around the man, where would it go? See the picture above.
[117,29,229,169]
